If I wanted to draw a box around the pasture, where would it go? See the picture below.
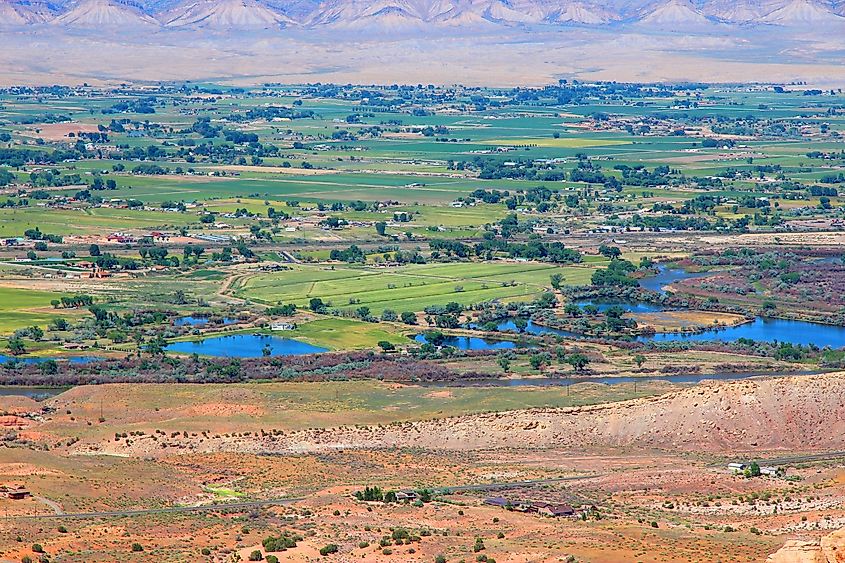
[234,261,599,314]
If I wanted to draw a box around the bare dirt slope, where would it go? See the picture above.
[277,372,845,454]
[75,372,845,456]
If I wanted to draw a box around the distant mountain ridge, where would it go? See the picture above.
[2,0,844,28]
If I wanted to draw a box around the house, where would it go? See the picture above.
[0,485,31,500]
[106,232,134,244]
[728,462,747,473]
[483,496,509,507]
[537,504,576,518]
[395,490,418,502]
[760,466,782,477]
[150,231,171,242]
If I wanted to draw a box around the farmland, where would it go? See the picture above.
[2,81,845,562]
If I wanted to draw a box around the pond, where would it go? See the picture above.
[639,266,710,294]
[641,317,845,348]
[165,333,328,357]
[413,334,521,350]
[486,319,581,339]
[174,316,238,327]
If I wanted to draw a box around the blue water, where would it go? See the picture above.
[641,317,845,348]
[640,266,710,294]
[165,333,327,357]
[573,300,665,314]
[174,316,237,327]
[414,334,519,350]
[0,355,98,365]
[486,314,845,348]
[493,319,581,338]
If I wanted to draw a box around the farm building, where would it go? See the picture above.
[537,503,576,518]
[728,462,747,473]
[395,490,418,502]
[0,485,31,500]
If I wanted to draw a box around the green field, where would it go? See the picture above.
[235,262,598,314]
[0,286,80,333]
[291,317,410,349]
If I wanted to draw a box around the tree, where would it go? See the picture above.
[497,354,511,372]
[400,311,417,325]
[514,317,529,333]
[378,341,395,351]
[89,244,101,256]
[550,273,563,289]
[375,221,387,236]
[309,298,326,312]
[745,461,762,478]
[381,309,397,322]
[28,325,43,341]
[7,336,25,355]
[598,245,622,260]
[529,353,547,370]
[633,354,646,368]
[565,353,590,372]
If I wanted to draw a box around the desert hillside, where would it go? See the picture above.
[72,373,845,456]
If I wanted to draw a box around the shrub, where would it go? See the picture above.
[32,546,44,554]
[435,556,447,563]
[131,543,144,552]
[248,550,263,561]
[319,544,339,556]
[265,556,279,563]
[201,548,211,555]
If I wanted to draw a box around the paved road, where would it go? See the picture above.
[758,452,845,466]
[4,497,304,521]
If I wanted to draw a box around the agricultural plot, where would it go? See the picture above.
[235,262,597,314]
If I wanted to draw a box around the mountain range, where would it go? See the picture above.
[1,0,844,29]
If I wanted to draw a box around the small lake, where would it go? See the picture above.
[639,266,710,294]
[489,319,580,339]
[174,316,237,327]
[487,314,845,348]
[642,317,845,348]
[414,334,520,350]
[165,333,327,357]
